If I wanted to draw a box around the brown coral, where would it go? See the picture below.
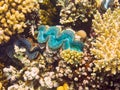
[0,0,39,44]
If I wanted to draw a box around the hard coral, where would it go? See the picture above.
[0,0,39,44]
[58,0,97,25]
[60,49,83,65]
[91,8,120,74]
[39,0,58,25]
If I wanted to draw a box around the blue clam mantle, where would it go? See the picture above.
[37,25,84,52]
[6,37,39,60]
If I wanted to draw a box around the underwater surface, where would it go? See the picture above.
[0,0,120,90]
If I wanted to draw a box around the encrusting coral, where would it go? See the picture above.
[0,0,39,44]
[91,7,120,74]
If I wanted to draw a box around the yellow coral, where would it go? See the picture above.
[57,86,64,90]
[57,83,69,90]
[60,49,83,65]
[91,8,120,74]
[59,0,97,24]
[0,82,2,90]
[0,0,39,44]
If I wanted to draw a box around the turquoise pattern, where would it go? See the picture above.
[37,25,84,52]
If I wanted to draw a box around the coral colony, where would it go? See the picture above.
[0,0,120,90]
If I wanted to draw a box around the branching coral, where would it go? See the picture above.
[91,8,120,74]
[57,0,97,25]
[3,66,20,82]
[58,0,119,26]
[3,52,60,89]
[37,25,84,52]
[2,35,94,89]
[0,0,39,44]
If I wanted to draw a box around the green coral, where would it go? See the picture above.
[91,8,120,74]
[0,0,39,44]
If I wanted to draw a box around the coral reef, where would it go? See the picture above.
[57,0,97,25]
[57,0,119,27]
[37,25,84,52]
[0,0,39,44]
[38,0,58,25]
[3,49,59,89]
[91,8,120,74]
[0,0,120,90]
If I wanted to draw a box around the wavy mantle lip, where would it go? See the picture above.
[37,25,84,52]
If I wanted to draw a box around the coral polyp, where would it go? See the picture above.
[37,25,84,52]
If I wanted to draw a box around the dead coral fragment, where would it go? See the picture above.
[0,0,39,44]
[91,8,120,74]
[60,49,83,65]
